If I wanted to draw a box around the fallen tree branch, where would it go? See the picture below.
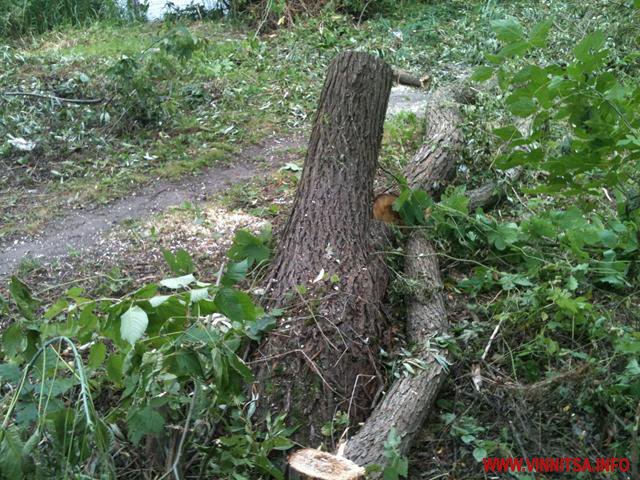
[1,91,104,104]
[344,84,465,467]
[345,85,531,469]
[392,69,430,89]
[343,238,448,466]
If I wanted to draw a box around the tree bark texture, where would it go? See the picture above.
[255,51,394,445]
[404,87,463,198]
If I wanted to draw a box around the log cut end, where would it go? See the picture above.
[289,449,366,480]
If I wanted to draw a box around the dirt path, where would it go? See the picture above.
[0,85,431,280]
[0,136,303,278]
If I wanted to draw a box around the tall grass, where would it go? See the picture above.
[0,0,123,38]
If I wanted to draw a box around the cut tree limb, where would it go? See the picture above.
[392,69,430,89]
[344,85,463,467]
[404,86,463,198]
[344,85,527,469]
[343,238,448,467]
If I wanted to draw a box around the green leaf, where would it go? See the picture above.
[487,223,520,251]
[506,93,537,117]
[493,125,523,141]
[574,31,605,62]
[471,66,493,82]
[44,298,68,320]
[88,342,107,369]
[226,352,253,381]
[0,427,24,478]
[190,288,210,303]
[0,364,21,384]
[167,350,204,378]
[529,20,552,47]
[491,18,524,43]
[473,447,488,462]
[162,248,194,275]
[9,276,38,321]
[497,40,530,59]
[215,288,256,323]
[127,407,165,445]
[222,259,250,287]
[159,274,196,289]
[227,229,271,267]
[120,305,148,346]
[106,354,124,384]
[2,324,26,358]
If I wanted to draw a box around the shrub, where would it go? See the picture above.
[0,0,121,38]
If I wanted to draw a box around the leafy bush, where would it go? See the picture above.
[0,0,121,38]
[106,25,206,126]
[229,0,400,31]
[394,14,640,462]
[0,233,293,479]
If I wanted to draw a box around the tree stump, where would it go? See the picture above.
[254,51,394,444]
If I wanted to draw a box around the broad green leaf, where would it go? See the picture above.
[506,94,537,117]
[0,427,24,478]
[574,31,605,62]
[227,229,271,267]
[215,288,257,323]
[106,354,124,384]
[149,295,171,307]
[159,274,195,289]
[497,40,530,59]
[132,283,158,299]
[493,125,523,141]
[167,350,204,378]
[529,20,552,47]
[488,223,520,251]
[190,288,210,303]
[9,276,38,321]
[127,407,165,445]
[2,324,25,358]
[471,66,493,82]
[0,364,21,383]
[88,342,107,369]
[226,352,253,381]
[120,305,148,345]
[473,447,488,462]
[44,298,68,320]
[221,259,250,287]
[491,18,524,43]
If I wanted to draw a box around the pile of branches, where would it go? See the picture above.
[230,0,394,31]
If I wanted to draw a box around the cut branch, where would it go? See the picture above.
[392,69,429,89]
[1,91,104,104]
[344,85,464,466]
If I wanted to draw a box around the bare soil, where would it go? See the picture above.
[0,136,303,278]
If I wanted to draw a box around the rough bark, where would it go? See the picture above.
[392,69,427,89]
[404,87,463,199]
[343,86,462,466]
[254,51,394,444]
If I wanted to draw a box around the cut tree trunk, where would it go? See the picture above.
[343,85,464,467]
[254,51,394,445]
